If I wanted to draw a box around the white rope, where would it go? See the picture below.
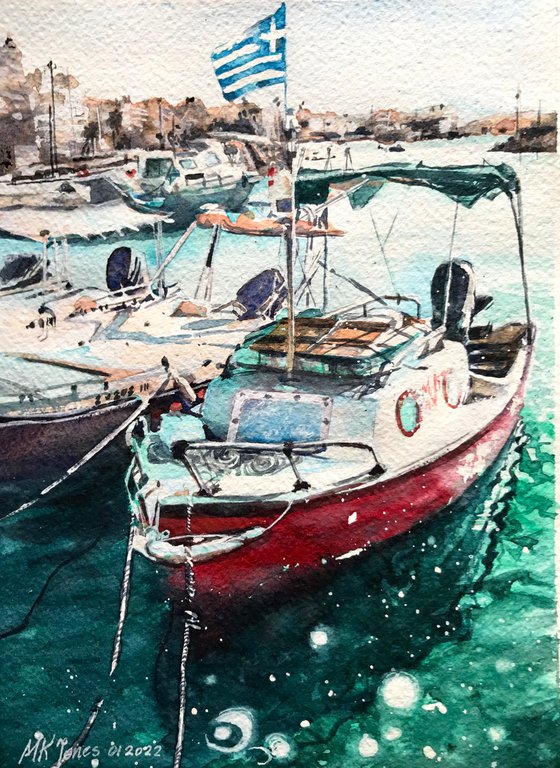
[110,480,136,677]
[173,502,199,768]
[50,697,105,768]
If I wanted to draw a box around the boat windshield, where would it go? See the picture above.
[204,152,221,167]
[179,157,197,170]
[144,158,173,178]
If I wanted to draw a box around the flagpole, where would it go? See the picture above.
[211,3,295,373]
[282,1,297,377]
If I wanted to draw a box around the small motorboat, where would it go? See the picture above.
[124,161,534,613]
[0,211,289,485]
[107,141,261,227]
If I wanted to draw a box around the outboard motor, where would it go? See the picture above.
[431,259,476,341]
[234,268,287,321]
[106,246,146,292]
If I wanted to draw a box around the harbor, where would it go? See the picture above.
[0,135,557,766]
[0,1,558,767]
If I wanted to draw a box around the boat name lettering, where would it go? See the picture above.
[420,370,456,408]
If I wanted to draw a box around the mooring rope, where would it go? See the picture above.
[110,485,137,677]
[2,372,174,522]
[173,502,200,768]
[50,698,105,768]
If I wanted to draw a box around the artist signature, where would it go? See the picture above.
[18,732,163,764]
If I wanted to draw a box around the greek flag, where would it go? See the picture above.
[212,3,286,102]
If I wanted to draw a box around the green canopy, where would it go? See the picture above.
[295,161,520,209]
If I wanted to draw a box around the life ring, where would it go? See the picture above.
[395,390,422,437]
[442,371,463,409]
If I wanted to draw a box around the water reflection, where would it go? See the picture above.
[152,430,526,765]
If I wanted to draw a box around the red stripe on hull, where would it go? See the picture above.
[159,362,529,609]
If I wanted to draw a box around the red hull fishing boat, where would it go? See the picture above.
[111,161,533,768]
[141,359,529,610]
[123,160,533,611]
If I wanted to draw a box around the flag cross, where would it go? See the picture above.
[261,17,285,53]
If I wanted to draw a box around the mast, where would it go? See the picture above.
[96,106,103,153]
[195,224,221,302]
[47,105,55,177]
[157,98,165,150]
[283,3,298,376]
[67,68,76,153]
[47,61,59,174]
[171,114,177,159]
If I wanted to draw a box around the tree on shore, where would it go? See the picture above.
[107,100,123,149]
[81,121,98,155]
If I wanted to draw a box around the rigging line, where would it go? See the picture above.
[369,184,413,295]
[369,211,397,295]
[442,200,460,328]
[295,241,325,302]
[382,204,400,247]
[1,373,173,522]
[322,236,329,312]
[0,536,101,640]
[318,261,389,307]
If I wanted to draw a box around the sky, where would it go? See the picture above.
[1,0,558,120]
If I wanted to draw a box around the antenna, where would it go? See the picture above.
[515,85,521,140]
[67,68,76,151]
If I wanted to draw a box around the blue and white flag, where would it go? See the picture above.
[212,3,286,102]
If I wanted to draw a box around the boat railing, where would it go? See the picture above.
[330,295,422,319]
[171,438,384,497]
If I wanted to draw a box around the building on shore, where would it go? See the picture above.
[27,66,88,164]
[0,36,37,172]
[296,107,358,141]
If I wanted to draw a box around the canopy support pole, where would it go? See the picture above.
[195,224,221,303]
[150,220,197,288]
[509,191,533,342]
[322,236,329,312]
[53,238,60,288]
[41,237,49,288]
[61,237,70,284]
[442,201,459,329]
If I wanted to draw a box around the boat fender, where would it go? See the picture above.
[442,371,463,408]
[143,526,266,565]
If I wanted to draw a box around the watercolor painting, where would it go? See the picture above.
[0,1,557,766]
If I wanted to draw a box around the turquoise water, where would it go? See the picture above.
[0,141,557,767]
